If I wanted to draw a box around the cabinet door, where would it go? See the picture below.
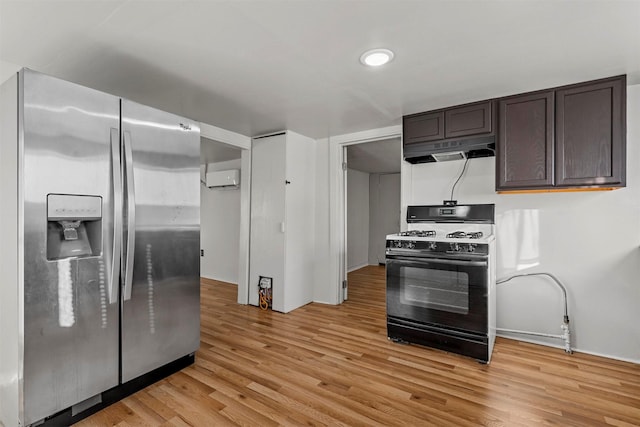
[445,101,493,138]
[555,77,625,187]
[497,91,554,190]
[403,111,444,144]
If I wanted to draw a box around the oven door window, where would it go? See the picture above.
[399,266,469,314]
[386,256,488,334]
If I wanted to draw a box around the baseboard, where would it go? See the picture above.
[347,263,370,273]
[311,300,339,306]
[573,348,640,365]
[200,276,237,286]
[497,334,639,364]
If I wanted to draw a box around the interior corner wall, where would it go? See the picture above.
[0,60,21,85]
[402,84,640,363]
[369,173,401,265]
[200,159,242,284]
[347,168,370,272]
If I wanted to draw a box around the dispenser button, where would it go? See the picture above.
[62,227,78,241]
[59,220,82,241]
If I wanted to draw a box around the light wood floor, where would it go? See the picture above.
[77,265,640,426]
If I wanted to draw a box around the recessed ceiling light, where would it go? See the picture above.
[360,48,394,67]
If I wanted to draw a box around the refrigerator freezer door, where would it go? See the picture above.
[120,100,200,383]
[21,69,120,425]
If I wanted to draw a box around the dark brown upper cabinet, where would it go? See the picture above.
[496,75,626,192]
[497,91,554,189]
[445,101,493,138]
[555,77,625,187]
[403,100,494,146]
[403,111,444,145]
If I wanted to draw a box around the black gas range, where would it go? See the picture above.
[386,204,496,363]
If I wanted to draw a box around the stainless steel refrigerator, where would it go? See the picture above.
[0,69,200,427]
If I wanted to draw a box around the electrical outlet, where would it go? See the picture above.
[200,249,204,257]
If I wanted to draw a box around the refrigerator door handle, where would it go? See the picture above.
[123,130,136,301]
[109,128,122,304]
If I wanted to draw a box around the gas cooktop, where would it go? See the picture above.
[388,204,495,244]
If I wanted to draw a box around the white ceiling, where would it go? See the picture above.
[347,138,401,174]
[1,1,639,140]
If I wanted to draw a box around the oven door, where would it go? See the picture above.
[386,254,488,335]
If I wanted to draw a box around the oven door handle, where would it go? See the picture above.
[387,255,488,267]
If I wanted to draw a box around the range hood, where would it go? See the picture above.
[403,135,495,164]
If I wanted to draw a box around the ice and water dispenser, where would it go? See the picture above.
[47,194,102,260]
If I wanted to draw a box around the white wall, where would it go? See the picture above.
[200,159,241,284]
[0,72,20,427]
[402,85,640,363]
[0,60,20,84]
[313,138,333,304]
[369,173,401,265]
[347,169,370,271]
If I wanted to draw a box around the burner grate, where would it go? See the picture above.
[399,230,436,238]
[446,231,484,239]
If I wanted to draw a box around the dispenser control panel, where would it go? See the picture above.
[47,194,102,220]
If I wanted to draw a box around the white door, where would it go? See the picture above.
[249,134,286,310]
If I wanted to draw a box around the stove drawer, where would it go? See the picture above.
[387,317,490,362]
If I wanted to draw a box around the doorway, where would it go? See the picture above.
[344,137,401,299]
[200,137,243,285]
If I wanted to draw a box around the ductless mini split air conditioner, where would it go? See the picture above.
[205,169,240,188]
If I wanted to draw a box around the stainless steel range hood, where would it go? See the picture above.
[403,135,495,164]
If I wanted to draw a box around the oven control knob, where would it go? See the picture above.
[427,241,437,251]
[404,241,415,249]
[467,244,477,252]
[450,243,461,252]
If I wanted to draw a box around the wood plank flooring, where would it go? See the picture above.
[77,265,640,426]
